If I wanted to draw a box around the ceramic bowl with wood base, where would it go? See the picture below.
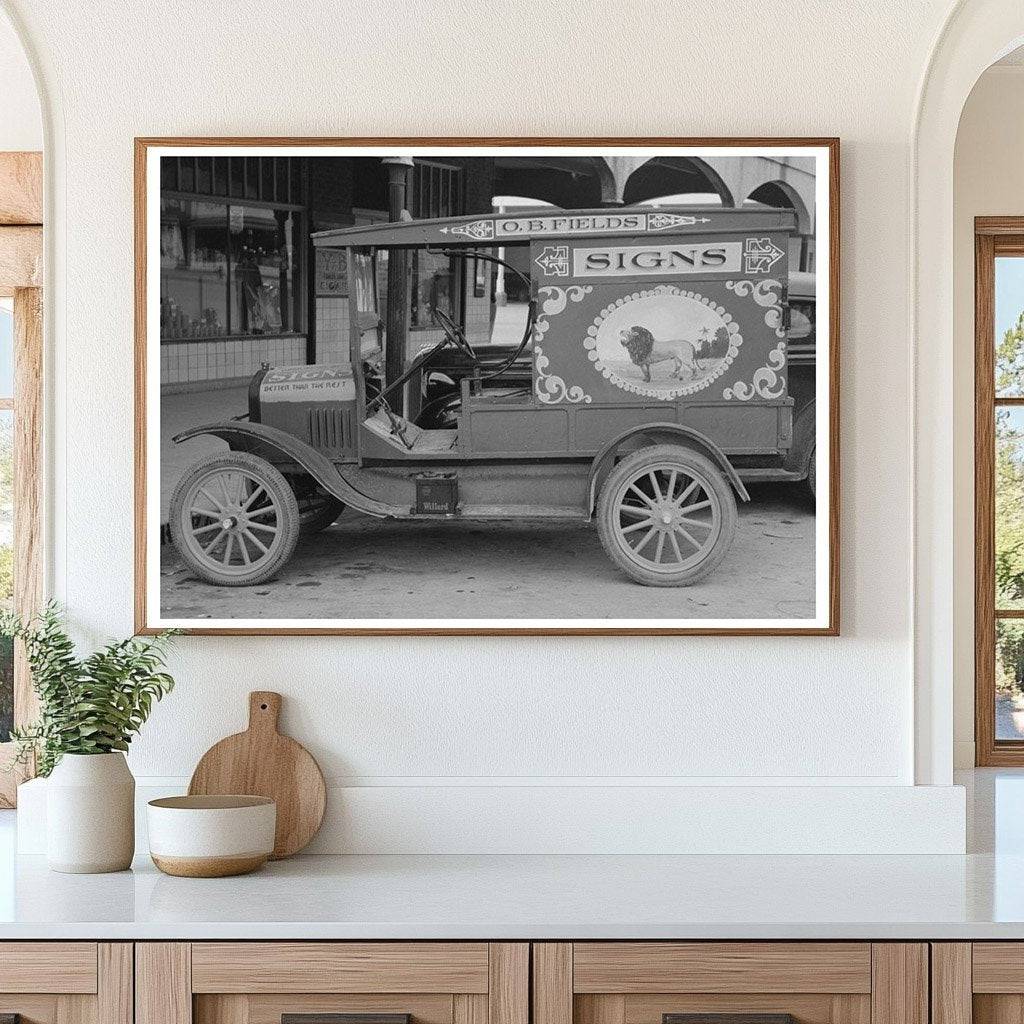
[147,795,276,877]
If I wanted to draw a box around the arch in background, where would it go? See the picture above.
[622,156,734,207]
[492,157,609,209]
[746,179,812,235]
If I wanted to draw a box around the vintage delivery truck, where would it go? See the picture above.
[169,206,813,589]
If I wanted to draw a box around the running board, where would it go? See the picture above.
[735,468,807,482]
[455,505,588,520]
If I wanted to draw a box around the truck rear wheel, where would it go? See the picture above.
[170,451,301,586]
[596,444,737,587]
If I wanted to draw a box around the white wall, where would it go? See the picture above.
[0,0,977,852]
[952,64,1024,768]
[0,7,40,151]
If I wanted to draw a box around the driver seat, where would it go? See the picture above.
[363,408,458,453]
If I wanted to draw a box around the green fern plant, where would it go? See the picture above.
[1,603,178,777]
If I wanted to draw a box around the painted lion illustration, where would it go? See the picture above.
[619,325,698,383]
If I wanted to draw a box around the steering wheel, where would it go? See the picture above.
[432,306,478,362]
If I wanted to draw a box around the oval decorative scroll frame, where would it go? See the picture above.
[583,285,743,401]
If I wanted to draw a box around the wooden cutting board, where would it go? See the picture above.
[188,691,326,859]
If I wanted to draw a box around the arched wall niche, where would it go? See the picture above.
[913,0,1024,785]
[950,43,1024,769]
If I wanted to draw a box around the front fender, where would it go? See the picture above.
[173,421,405,518]
[587,422,750,513]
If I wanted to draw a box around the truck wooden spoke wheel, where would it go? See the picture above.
[597,445,737,586]
[170,452,301,586]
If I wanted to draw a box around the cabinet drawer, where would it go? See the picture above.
[0,943,130,1024]
[533,944,924,1024]
[191,943,490,993]
[973,943,1024,992]
[140,942,528,1024]
[0,942,98,993]
[572,944,872,994]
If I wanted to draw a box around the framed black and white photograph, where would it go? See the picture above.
[135,139,839,635]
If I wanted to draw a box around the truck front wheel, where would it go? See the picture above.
[169,451,301,586]
[596,444,737,587]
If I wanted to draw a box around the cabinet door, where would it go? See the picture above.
[936,943,1024,1024]
[534,944,927,1024]
[0,942,132,1024]
[137,943,528,1024]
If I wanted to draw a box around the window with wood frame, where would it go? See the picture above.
[0,300,16,741]
[976,219,1024,764]
[0,151,43,806]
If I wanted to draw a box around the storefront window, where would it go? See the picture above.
[160,198,229,339]
[229,205,295,335]
[163,156,299,204]
[160,196,299,340]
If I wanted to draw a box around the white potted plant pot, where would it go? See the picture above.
[46,752,135,873]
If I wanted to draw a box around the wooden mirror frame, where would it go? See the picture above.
[0,151,43,807]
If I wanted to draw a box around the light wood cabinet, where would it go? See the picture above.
[930,943,1024,1024]
[0,939,937,1024]
[136,943,528,1024]
[533,943,927,1024]
[0,942,132,1024]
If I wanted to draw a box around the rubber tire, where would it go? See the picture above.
[807,444,816,500]
[596,444,737,587]
[300,495,345,534]
[170,451,301,586]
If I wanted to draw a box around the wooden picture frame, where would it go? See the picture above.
[135,138,840,637]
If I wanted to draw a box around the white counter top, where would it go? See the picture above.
[0,770,1021,941]
[1,850,1023,940]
